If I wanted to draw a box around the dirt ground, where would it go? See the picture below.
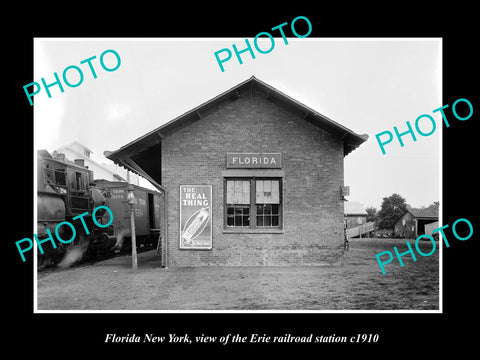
[36,238,439,311]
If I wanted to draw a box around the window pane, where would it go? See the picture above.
[55,170,66,185]
[264,216,271,226]
[256,204,264,215]
[233,181,242,204]
[263,181,272,203]
[227,204,250,227]
[256,203,280,227]
[272,204,279,215]
[234,180,243,193]
[257,216,263,226]
[229,180,250,204]
[272,215,279,226]
[235,215,242,226]
[243,180,250,195]
[226,181,234,203]
[233,189,241,204]
[264,180,271,192]
[256,180,264,203]
[271,180,279,203]
[256,179,280,204]
[242,180,250,204]
[256,180,263,192]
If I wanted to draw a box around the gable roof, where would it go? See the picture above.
[108,76,367,156]
[104,76,368,189]
[406,206,439,219]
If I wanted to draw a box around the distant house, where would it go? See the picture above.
[54,141,140,185]
[344,201,367,229]
[394,206,439,238]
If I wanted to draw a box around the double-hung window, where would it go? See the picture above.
[225,178,282,230]
[226,180,251,227]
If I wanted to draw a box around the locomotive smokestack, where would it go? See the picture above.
[54,152,66,161]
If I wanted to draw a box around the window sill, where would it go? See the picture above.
[223,228,284,234]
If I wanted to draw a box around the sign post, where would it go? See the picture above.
[127,172,137,270]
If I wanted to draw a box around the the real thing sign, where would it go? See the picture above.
[179,185,212,249]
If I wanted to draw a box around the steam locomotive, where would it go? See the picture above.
[37,150,162,268]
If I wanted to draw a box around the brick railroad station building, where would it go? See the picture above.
[105,76,368,266]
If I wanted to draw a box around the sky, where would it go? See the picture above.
[34,38,441,210]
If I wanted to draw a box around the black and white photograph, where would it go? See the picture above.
[6,7,478,354]
[32,37,442,312]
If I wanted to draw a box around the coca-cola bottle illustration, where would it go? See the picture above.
[182,207,210,246]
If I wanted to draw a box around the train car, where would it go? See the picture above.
[93,180,163,253]
[37,150,115,267]
[37,150,164,268]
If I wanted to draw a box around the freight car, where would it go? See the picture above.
[93,180,163,253]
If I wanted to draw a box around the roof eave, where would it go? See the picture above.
[105,76,368,162]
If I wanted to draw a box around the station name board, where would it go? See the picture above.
[226,153,282,169]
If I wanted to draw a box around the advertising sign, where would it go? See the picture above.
[179,185,212,249]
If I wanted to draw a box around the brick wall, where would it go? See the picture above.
[162,94,345,266]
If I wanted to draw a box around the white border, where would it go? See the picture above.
[33,37,442,314]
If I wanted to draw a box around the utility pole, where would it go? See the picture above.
[126,171,138,270]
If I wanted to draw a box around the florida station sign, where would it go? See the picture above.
[226,153,282,169]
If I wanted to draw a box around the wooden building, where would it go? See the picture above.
[393,206,439,238]
[344,201,368,229]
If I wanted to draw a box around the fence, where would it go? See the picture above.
[346,222,375,238]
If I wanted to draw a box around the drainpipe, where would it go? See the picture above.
[164,192,168,269]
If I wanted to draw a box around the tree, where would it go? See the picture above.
[365,206,377,223]
[428,201,439,208]
[377,193,408,229]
